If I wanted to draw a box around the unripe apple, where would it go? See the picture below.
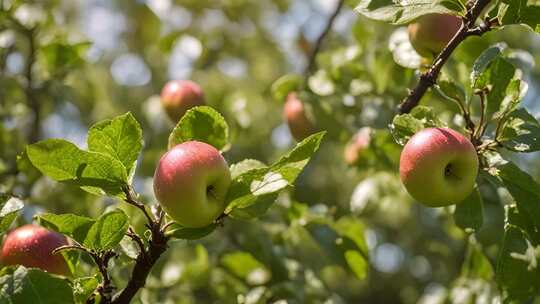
[153,141,231,228]
[160,80,205,122]
[408,14,462,58]
[399,127,478,207]
[1,224,70,275]
[283,92,315,141]
[344,127,372,166]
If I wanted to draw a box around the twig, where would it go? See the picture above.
[23,27,40,143]
[126,227,147,257]
[304,0,345,77]
[91,251,117,303]
[398,0,496,114]
[110,220,168,304]
[474,89,488,141]
[122,186,154,226]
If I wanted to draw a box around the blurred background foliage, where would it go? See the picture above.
[1,0,540,303]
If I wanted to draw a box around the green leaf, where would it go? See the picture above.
[37,213,95,245]
[87,112,143,180]
[84,209,129,251]
[230,159,266,180]
[221,251,268,280]
[0,195,23,235]
[165,223,217,240]
[454,188,484,233]
[73,276,98,304]
[271,74,303,102]
[168,106,229,151]
[472,45,516,118]
[470,44,506,83]
[225,132,325,219]
[499,108,540,153]
[492,161,540,242]
[0,267,74,304]
[436,79,467,104]
[39,41,90,76]
[26,139,128,197]
[496,225,540,302]
[355,0,463,24]
[461,241,494,280]
[390,106,445,145]
[498,0,540,33]
[305,220,368,280]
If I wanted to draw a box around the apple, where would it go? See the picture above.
[408,14,462,58]
[344,127,372,166]
[153,141,231,228]
[283,92,315,141]
[1,224,70,275]
[161,80,205,122]
[399,127,478,207]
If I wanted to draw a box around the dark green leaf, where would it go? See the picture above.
[500,108,540,152]
[0,267,74,304]
[454,188,484,233]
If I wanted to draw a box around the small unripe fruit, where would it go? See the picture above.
[154,141,231,228]
[1,225,70,275]
[344,127,371,166]
[399,128,478,207]
[283,92,315,141]
[161,80,205,122]
[408,14,462,58]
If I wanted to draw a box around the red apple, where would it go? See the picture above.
[161,80,205,122]
[344,127,372,166]
[408,14,462,58]
[154,141,231,228]
[1,224,70,275]
[399,128,478,207]
[283,92,315,141]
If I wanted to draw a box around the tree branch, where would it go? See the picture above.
[122,186,154,226]
[110,221,168,304]
[398,0,496,114]
[22,27,40,143]
[304,0,345,76]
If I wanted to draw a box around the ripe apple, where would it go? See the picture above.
[161,80,205,122]
[283,92,315,141]
[344,127,372,166]
[408,14,462,58]
[1,224,70,275]
[153,141,231,228]
[399,127,478,207]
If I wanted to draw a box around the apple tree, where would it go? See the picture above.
[1,0,540,303]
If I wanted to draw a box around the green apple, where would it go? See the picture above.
[344,127,372,166]
[408,14,462,58]
[399,127,478,207]
[1,224,70,275]
[153,141,231,228]
[161,80,205,122]
[283,92,315,141]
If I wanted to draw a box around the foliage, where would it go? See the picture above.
[1,0,540,303]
